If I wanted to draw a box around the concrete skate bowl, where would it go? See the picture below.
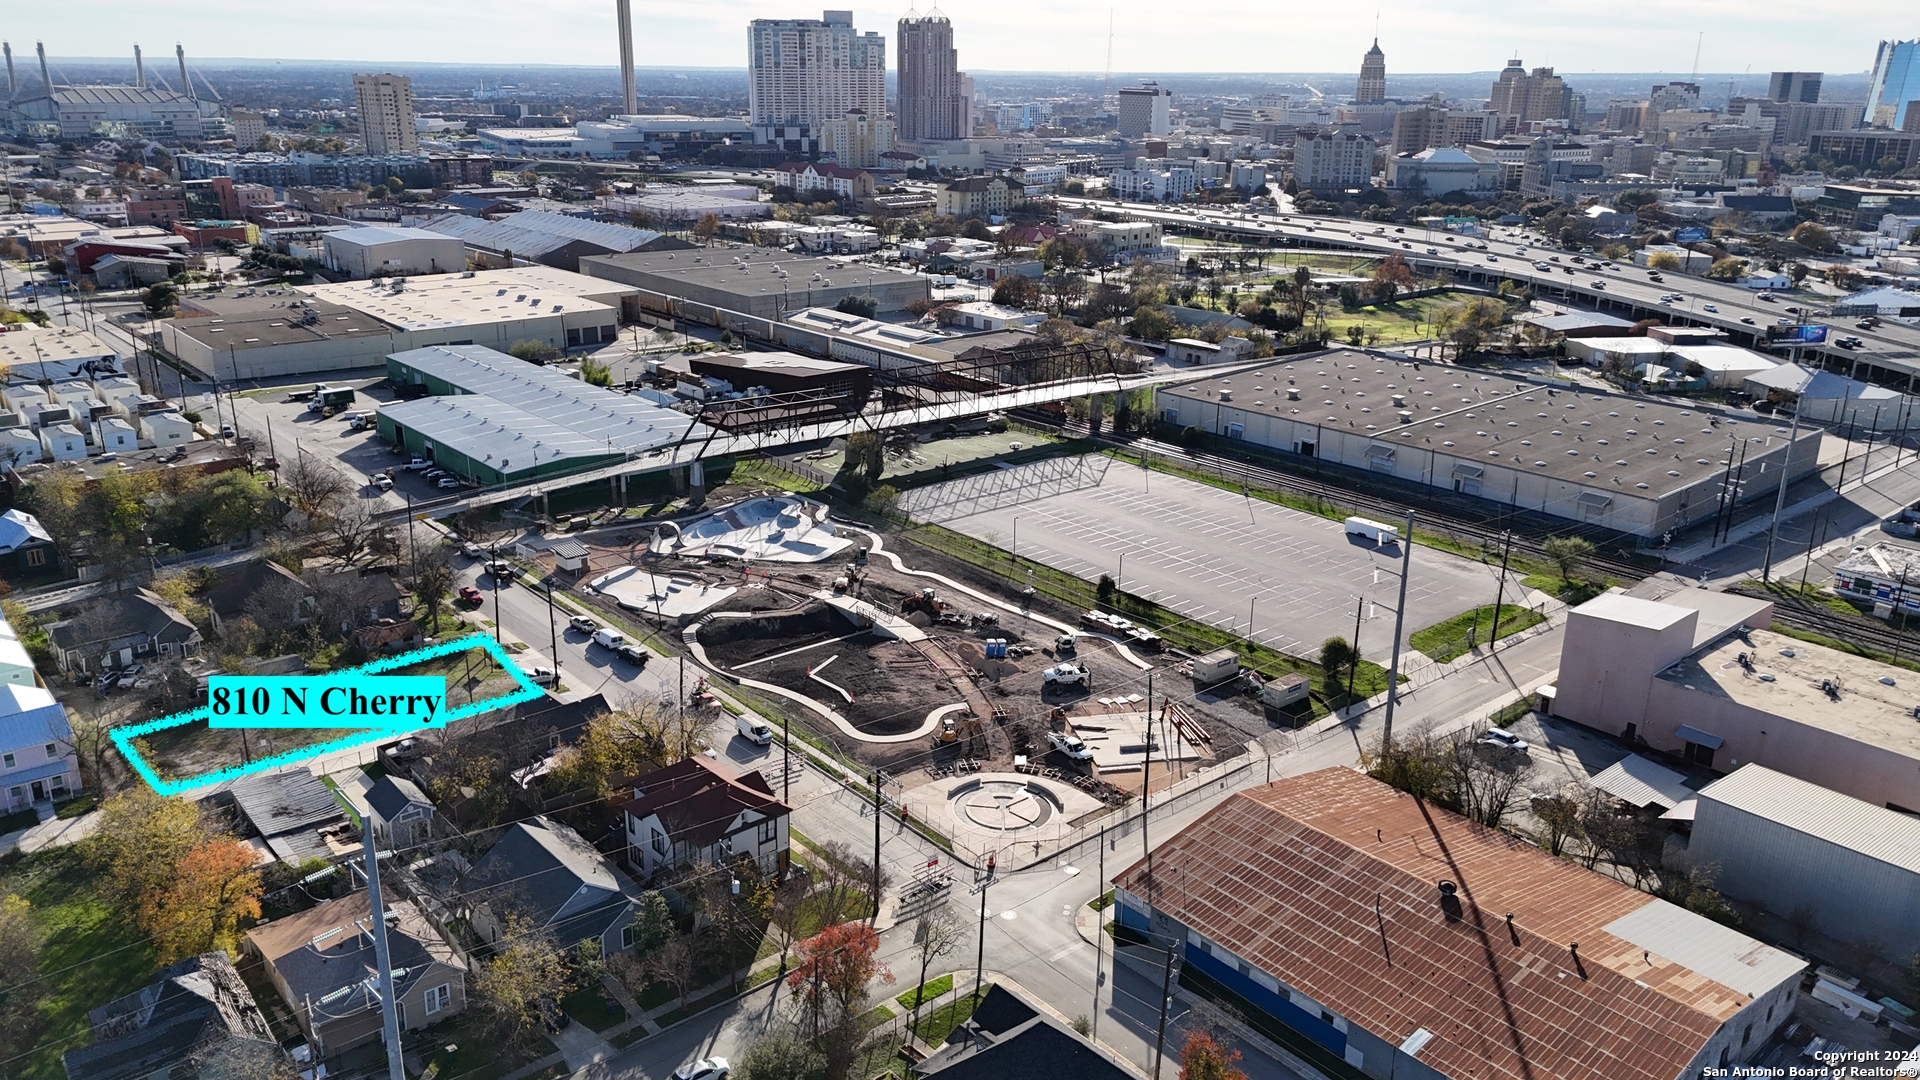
[948,777,1062,833]
[657,495,854,563]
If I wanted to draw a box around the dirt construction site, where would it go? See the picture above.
[547,492,1303,825]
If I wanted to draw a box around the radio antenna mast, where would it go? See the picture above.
[1102,8,1114,107]
[1690,32,1703,83]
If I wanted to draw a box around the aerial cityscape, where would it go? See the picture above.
[3,5,1920,1080]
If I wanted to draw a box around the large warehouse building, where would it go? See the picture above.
[417,210,688,273]
[377,344,708,486]
[581,247,929,319]
[321,226,467,279]
[1680,764,1920,962]
[1155,352,1822,538]
[1114,767,1804,1080]
[155,267,637,379]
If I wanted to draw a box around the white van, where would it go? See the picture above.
[591,628,627,650]
[1344,516,1399,545]
[736,715,773,745]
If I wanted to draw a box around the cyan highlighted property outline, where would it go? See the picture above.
[111,635,546,797]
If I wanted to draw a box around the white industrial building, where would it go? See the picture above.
[1681,764,1920,961]
[321,226,467,279]
[155,267,638,379]
[1384,148,1504,195]
[1743,363,1913,426]
[1155,352,1821,538]
[0,324,119,383]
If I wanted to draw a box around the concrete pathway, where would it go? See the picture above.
[0,807,100,857]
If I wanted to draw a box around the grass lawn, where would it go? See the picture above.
[1408,604,1546,663]
[1089,890,1114,911]
[53,794,96,820]
[636,980,678,1010]
[423,1013,555,1080]
[1326,292,1469,343]
[790,889,870,939]
[896,973,953,1011]
[561,985,627,1032]
[0,846,157,1079]
[916,988,988,1046]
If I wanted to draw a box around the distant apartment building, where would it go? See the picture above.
[1807,129,1920,171]
[772,161,876,204]
[1389,102,1497,155]
[1291,130,1376,192]
[1355,40,1386,104]
[817,109,892,169]
[1117,83,1172,139]
[1488,60,1571,132]
[935,175,1013,218]
[230,109,268,149]
[1107,165,1195,202]
[748,11,886,150]
[1768,71,1824,104]
[352,73,418,155]
[1867,40,1920,129]
[897,13,971,141]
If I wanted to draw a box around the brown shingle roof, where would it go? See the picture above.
[1112,768,1779,1080]
[620,756,788,848]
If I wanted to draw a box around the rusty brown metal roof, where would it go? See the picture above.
[1113,767,1784,1080]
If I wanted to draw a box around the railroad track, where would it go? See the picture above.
[1762,594,1918,658]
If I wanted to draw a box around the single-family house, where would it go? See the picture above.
[0,684,79,810]
[460,816,637,960]
[61,953,276,1080]
[246,894,467,1059]
[621,756,791,882]
[363,774,434,850]
[45,588,201,674]
[206,560,313,638]
[0,509,58,576]
[911,984,1137,1080]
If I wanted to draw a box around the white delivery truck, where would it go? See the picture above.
[736,716,773,745]
[591,628,628,650]
[1344,516,1400,545]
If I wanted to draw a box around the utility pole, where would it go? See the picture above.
[1092,822,1106,1042]
[782,712,791,804]
[1348,595,1364,700]
[543,580,560,680]
[1380,512,1415,749]
[1488,531,1513,648]
[871,771,882,926]
[975,876,989,1000]
[1142,672,1154,890]
[1761,403,1806,582]
[363,826,406,1080]
[1151,946,1175,1080]
[490,546,503,645]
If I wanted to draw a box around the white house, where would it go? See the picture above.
[94,417,138,453]
[39,424,85,462]
[946,302,1044,332]
[1739,273,1791,290]
[1165,336,1255,365]
[0,429,41,467]
[0,684,80,810]
[139,412,195,447]
[621,756,791,881]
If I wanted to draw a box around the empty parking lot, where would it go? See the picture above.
[899,454,1509,662]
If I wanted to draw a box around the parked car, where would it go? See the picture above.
[401,457,431,470]
[486,560,514,580]
[672,1059,729,1080]
[592,627,628,650]
[371,474,393,492]
[537,997,570,1033]
[423,468,448,480]
[527,666,558,687]
[568,615,600,634]
[616,643,650,666]
[1042,662,1089,688]
[1478,728,1529,753]
[458,586,485,606]
[462,543,483,559]
[735,715,772,745]
[436,477,461,489]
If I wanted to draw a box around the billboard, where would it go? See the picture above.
[1769,324,1829,344]
[1674,227,1709,243]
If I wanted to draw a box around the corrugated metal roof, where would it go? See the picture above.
[419,210,662,259]
[1696,764,1920,875]
[1590,754,1694,810]
[1600,902,1807,997]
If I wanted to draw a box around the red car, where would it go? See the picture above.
[458,586,485,607]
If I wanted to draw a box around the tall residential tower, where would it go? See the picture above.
[1356,39,1386,103]
[1117,82,1172,139]
[897,11,971,142]
[352,73,418,155]
[1867,40,1920,129]
[747,11,886,149]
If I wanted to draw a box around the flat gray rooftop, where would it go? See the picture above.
[167,296,389,351]
[583,246,925,295]
[1161,352,1814,497]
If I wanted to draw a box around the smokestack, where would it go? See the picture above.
[176,43,194,102]
[3,43,15,97]
[36,41,52,92]
[134,44,145,89]
[615,0,637,115]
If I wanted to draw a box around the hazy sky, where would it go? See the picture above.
[8,0,1898,74]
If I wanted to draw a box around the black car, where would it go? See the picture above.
[537,997,570,1033]
[615,643,650,666]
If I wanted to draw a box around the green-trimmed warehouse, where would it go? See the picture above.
[377,344,707,486]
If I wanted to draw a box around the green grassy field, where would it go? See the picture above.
[1409,604,1546,664]
[1325,293,1465,343]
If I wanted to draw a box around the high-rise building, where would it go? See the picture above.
[1117,82,1172,139]
[1356,39,1387,104]
[230,109,267,150]
[818,108,893,168]
[1867,40,1920,130]
[1390,102,1497,155]
[747,10,886,147]
[1291,129,1376,192]
[352,73,418,155]
[1648,81,1701,115]
[1488,60,1570,133]
[1767,71,1823,104]
[897,12,970,142]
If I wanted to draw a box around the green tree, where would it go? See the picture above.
[732,1031,826,1080]
[863,484,900,517]
[1790,221,1837,253]
[1542,535,1594,583]
[832,295,878,319]
[1706,257,1749,281]
[844,430,885,482]
[473,921,572,1046]
[629,890,674,955]
[1647,252,1683,271]
[141,281,179,318]
[87,788,208,908]
[1319,636,1359,693]
[1129,306,1176,341]
[991,274,1042,309]
[195,470,272,544]
[508,339,562,363]
[960,219,993,241]
[580,356,613,387]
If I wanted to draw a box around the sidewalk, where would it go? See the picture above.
[0,806,99,858]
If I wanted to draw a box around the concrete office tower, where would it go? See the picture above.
[1867,40,1920,129]
[898,11,970,141]
[1117,82,1172,138]
[1488,59,1570,132]
[615,0,637,115]
[1356,39,1386,103]
[353,72,419,155]
[747,11,886,143]
[1767,71,1822,104]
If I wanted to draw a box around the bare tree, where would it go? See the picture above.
[279,454,351,517]
[810,841,887,930]
[312,496,397,567]
[1447,728,1533,830]
[906,906,968,1039]
[1784,901,1820,951]
[1533,787,1582,857]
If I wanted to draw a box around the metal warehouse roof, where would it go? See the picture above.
[1589,753,1694,810]
[382,344,707,468]
[1696,764,1920,875]
[419,210,664,258]
[326,226,462,248]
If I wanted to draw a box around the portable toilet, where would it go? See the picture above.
[95,416,138,453]
[39,423,86,462]
[1191,648,1241,686]
[140,411,194,447]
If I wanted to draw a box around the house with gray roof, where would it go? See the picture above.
[0,684,80,811]
[45,588,201,674]
[0,508,57,578]
[364,773,434,849]
[460,816,637,959]
[418,210,686,272]
[912,984,1137,1080]
[246,893,466,1058]
[62,952,276,1080]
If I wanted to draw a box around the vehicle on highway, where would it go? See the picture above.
[1590,281,1607,289]
[616,643,650,666]
[1647,272,1664,282]
[568,615,599,634]
[1425,247,1438,255]
[436,477,460,489]
[672,1059,729,1080]
[1486,254,1499,262]
[1741,316,1756,324]
[1784,306,1802,315]
[1046,731,1095,760]
[1478,728,1529,753]
[458,586,484,607]
[1757,293,1777,302]
[1703,303,1718,312]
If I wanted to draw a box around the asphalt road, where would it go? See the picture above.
[898,453,1508,661]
